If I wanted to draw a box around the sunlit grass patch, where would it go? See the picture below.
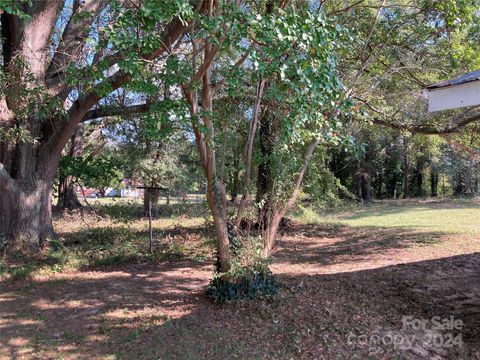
[1,202,213,281]
[294,198,480,235]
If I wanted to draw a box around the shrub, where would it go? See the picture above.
[207,237,278,303]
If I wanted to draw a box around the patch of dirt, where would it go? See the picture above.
[1,222,480,359]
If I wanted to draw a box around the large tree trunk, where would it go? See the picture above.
[11,181,55,251]
[1,145,58,251]
[0,120,73,252]
[0,103,62,251]
[57,178,82,209]
[0,1,188,252]
[57,124,84,209]
[1,2,78,250]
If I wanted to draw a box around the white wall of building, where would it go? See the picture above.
[427,81,480,112]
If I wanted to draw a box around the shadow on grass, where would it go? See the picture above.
[1,224,213,281]
[275,223,447,267]
[1,252,479,359]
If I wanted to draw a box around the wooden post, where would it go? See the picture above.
[136,185,167,253]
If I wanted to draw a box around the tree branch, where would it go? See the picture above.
[235,77,266,228]
[372,111,480,135]
[82,103,152,122]
[46,0,107,95]
[285,138,320,211]
[327,0,366,16]
[211,49,250,92]
[43,14,192,164]
[78,16,190,107]
[440,134,480,160]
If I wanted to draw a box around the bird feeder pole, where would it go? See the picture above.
[136,185,167,253]
[148,190,153,253]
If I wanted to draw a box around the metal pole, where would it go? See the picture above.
[148,189,153,253]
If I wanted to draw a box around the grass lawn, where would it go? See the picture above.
[297,198,480,234]
[1,198,479,359]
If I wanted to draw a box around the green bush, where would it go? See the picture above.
[207,237,278,303]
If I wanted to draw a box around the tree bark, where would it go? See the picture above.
[57,177,82,209]
[182,25,231,272]
[57,124,84,209]
[1,148,57,251]
[263,139,319,255]
[356,159,373,203]
[12,180,55,251]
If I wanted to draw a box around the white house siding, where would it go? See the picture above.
[427,80,480,112]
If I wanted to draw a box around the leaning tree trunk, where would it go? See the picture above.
[262,139,320,255]
[182,34,231,273]
[263,208,283,255]
[57,124,84,209]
